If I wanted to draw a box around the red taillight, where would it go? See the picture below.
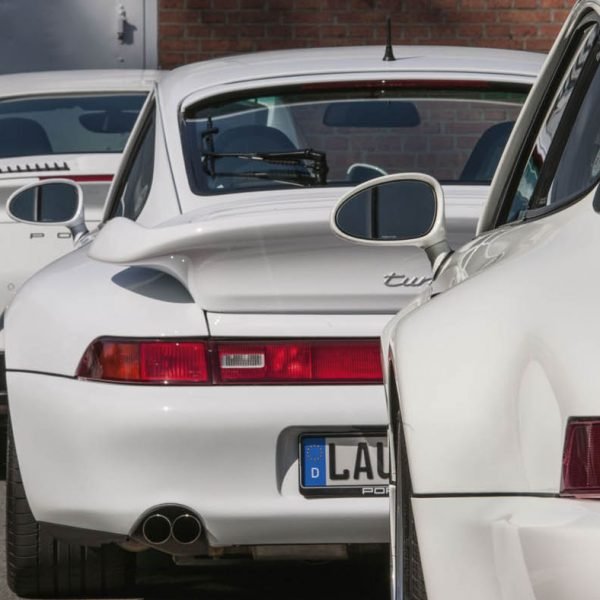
[77,339,209,384]
[313,341,382,382]
[76,338,382,385]
[140,342,209,383]
[300,80,494,91]
[39,175,114,182]
[561,419,600,497]
[215,340,382,383]
[216,342,311,382]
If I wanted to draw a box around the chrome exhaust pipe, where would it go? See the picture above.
[142,513,172,545]
[171,513,202,545]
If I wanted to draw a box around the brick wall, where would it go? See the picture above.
[159,0,573,69]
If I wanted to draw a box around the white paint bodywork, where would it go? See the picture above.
[372,3,600,597]
[413,496,600,600]
[4,47,541,552]
[382,192,600,598]
[0,70,157,312]
[386,195,589,494]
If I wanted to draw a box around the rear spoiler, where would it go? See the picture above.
[88,212,331,296]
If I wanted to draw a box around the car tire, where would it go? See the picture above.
[0,413,7,480]
[394,415,427,600]
[6,421,136,598]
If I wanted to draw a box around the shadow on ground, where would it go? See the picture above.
[135,553,388,599]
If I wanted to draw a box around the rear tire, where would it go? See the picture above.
[6,422,136,598]
[0,412,7,480]
[392,415,427,600]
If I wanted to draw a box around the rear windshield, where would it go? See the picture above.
[0,93,147,158]
[182,83,529,195]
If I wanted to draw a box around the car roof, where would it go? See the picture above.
[158,45,545,111]
[0,69,160,99]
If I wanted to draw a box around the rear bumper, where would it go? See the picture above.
[8,371,389,547]
[412,495,600,600]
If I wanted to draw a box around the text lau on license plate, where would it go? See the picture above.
[300,433,389,497]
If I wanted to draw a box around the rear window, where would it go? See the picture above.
[182,83,529,195]
[0,93,147,158]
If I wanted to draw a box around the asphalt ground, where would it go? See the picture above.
[0,482,389,600]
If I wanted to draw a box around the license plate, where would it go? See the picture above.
[299,433,389,497]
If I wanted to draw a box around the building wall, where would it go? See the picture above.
[158,0,572,69]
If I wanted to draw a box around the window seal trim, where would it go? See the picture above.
[104,97,156,222]
[492,10,600,229]
[525,30,600,215]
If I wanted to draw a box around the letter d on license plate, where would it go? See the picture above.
[299,433,389,497]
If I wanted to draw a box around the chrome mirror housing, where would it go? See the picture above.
[6,179,88,242]
[331,173,450,268]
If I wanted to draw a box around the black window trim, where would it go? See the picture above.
[105,99,156,221]
[493,10,600,229]
[525,26,600,220]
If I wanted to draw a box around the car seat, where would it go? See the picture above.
[459,121,514,183]
[215,124,297,154]
[0,117,52,158]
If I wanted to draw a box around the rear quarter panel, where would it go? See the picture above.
[386,189,600,494]
[4,245,208,376]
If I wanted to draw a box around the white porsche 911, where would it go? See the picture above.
[3,47,541,597]
[0,69,157,477]
[0,70,158,311]
[332,2,600,599]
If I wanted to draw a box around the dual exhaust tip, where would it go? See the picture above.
[142,512,202,546]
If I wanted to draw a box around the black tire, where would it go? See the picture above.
[393,414,427,600]
[0,413,8,480]
[6,422,137,598]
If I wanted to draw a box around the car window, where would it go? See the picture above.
[542,52,600,205]
[0,94,147,158]
[501,23,600,223]
[109,105,156,220]
[182,84,529,195]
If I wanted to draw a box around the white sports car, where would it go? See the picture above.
[0,69,157,475]
[3,47,541,597]
[332,2,600,599]
[0,70,157,310]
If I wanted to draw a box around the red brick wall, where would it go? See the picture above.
[159,0,573,69]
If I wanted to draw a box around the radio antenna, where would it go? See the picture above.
[383,17,396,61]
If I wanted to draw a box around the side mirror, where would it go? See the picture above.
[6,179,88,242]
[331,173,450,268]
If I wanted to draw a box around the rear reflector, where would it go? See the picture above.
[561,419,600,497]
[76,338,382,385]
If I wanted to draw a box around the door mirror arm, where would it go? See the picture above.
[426,240,452,274]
